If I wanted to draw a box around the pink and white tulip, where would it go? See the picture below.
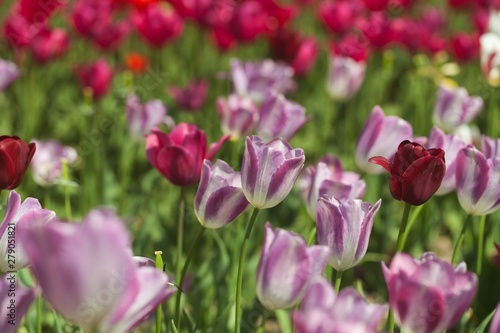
[256,223,329,310]
[481,135,500,158]
[241,136,305,209]
[194,160,250,229]
[326,55,366,101]
[30,139,78,186]
[382,252,478,333]
[217,94,259,141]
[480,33,500,86]
[316,196,381,272]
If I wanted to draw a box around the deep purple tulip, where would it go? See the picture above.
[256,91,309,141]
[293,277,388,333]
[382,252,477,333]
[256,222,330,310]
[455,146,500,215]
[0,273,37,333]
[298,155,367,219]
[168,80,208,112]
[317,196,381,271]
[241,136,305,209]
[217,94,259,141]
[433,84,483,132]
[326,55,366,101]
[30,139,78,186]
[481,135,500,158]
[0,191,56,272]
[19,209,176,333]
[0,58,21,91]
[194,160,250,229]
[355,106,413,174]
[126,94,171,140]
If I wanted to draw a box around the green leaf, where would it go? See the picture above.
[474,308,497,333]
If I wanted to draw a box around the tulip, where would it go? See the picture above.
[427,127,468,195]
[0,274,37,333]
[256,222,330,310]
[355,106,413,174]
[432,83,483,132]
[29,28,69,64]
[168,80,208,112]
[18,0,63,24]
[241,136,305,209]
[369,140,446,206]
[298,155,366,219]
[256,91,308,142]
[490,9,500,36]
[75,59,113,100]
[0,135,36,190]
[480,33,500,86]
[316,196,381,272]
[126,94,171,140]
[3,13,42,49]
[362,0,388,10]
[216,94,259,141]
[360,11,395,50]
[0,58,20,91]
[19,209,175,333]
[194,160,250,229]
[481,135,500,158]
[491,303,500,333]
[318,1,361,34]
[30,140,78,186]
[228,0,267,43]
[146,123,229,186]
[133,3,184,47]
[326,55,366,101]
[450,33,480,62]
[0,191,57,272]
[382,252,478,333]
[230,58,295,103]
[455,146,500,215]
[293,277,388,333]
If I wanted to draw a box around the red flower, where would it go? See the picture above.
[0,136,36,190]
[133,3,184,47]
[125,52,149,73]
[146,123,229,186]
[369,140,446,206]
[75,59,113,100]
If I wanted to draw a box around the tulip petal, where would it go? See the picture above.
[399,156,446,205]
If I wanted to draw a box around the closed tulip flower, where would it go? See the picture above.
[0,58,21,91]
[0,135,36,190]
[126,94,172,140]
[217,94,259,141]
[241,136,305,209]
[326,55,366,101]
[19,209,176,333]
[168,80,208,112]
[369,140,446,206]
[133,3,184,47]
[316,196,381,272]
[432,83,483,132]
[194,160,250,229]
[455,146,500,215]
[75,59,113,100]
[293,277,388,333]
[30,28,70,64]
[382,252,478,333]
[256,222,330,310]
[0,191,57,272]
[298,155,366,219]
[146,123,229,186]
[480,33,500,86]
[0,274,37,333]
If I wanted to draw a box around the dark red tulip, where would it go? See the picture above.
[0,136,36,190]
[369,140,446,206]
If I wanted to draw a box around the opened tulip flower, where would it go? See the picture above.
[146,123,229,186]
[355,106,413,174]
[382,252,477,333]
[316,196,381,272]
[217,94,259,141]
[0,58,21,91]
[455,146,500,215]
[194,160,249,229]
[241,136,305,209]
[30,139,78,186]
[0,135,36,190]
[369,140,446,206]
[293,277,388,333]
[19,209,176,333]
[0,191,57,272]
[256,223,330,310]
[0,274,37,333]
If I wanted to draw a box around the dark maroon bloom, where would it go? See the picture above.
[0,136,36,190]
[369,140,446,206]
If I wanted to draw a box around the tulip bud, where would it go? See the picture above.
[133,3,184,47]
[326,55,366,101]
[382,252,477,333]
[316,196,381,271]
[194,160,249,229]
[168,80,208,112]
[369,140,446,206]
[75,59,113,100]
[0,58,21,91]
[0,136,36,190]
[241,136,305,209]
[216,94,259,141]
[256,223,330,310]
[30,28,70,64]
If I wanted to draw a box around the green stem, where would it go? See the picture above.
[388,310,395,333]
[476,215,486,275]
[333,270,343,293]
[235,208,260,333]
[156,304,162,333]
[37,296,42,333]
[155,251,164,333]
[176,187,186,281]
[174,227,206,328]
[306,226,317,246]
[61,159,72,220]
[452,214,473,265]
[400,204,424,248]
[395,203,412,252]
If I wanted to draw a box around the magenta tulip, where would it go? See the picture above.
[133,3,184,47]
[75,59,113,100]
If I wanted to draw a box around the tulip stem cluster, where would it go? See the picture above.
[333,270,343,293]
[395,203,412,252]
[476,215,486,275]
[452,214,473,265]
[174,226,207,328]
[235,208,260,333]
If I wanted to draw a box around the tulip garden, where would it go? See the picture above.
[1,0,500,332]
